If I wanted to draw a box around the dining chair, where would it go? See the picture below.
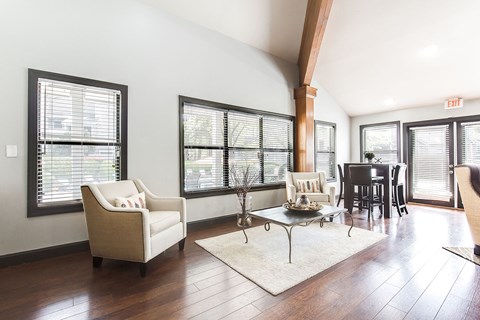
[392,164,408,216]
[349,165,384,219]
[337,164,344,207]
[338,164,360,208]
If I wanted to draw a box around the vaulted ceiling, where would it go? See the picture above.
[143,0,480,117]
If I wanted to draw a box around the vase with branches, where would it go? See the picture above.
[230,163,259,227]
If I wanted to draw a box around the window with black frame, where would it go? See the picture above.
[315,121,336,180]
[28,69,127,217]
[180,97,293,197]
[360,121,400,163]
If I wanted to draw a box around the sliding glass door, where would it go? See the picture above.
[405,116,480,208]
[407,123,454,206]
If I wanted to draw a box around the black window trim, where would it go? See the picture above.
[360,120,401,163]
[27,69,128,217]
[314,120,337,182]
[179,95,295,199]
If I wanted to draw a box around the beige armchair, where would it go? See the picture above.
[286,171,336,206]
[455,165,480,255]
[81,179,187,277]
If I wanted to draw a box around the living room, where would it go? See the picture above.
[1,0,480,319]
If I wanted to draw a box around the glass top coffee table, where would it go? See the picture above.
[240,205,352,263]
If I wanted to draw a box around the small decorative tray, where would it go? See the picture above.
[282,202,323,213]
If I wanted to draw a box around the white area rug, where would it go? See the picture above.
[196,222,387,295]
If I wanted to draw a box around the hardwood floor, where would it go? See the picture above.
[1,203,479,319]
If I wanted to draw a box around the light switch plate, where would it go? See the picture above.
[6,145,18,158]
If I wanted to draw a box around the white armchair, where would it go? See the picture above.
[286,171,336,206]
[455,165,480,256]
[81,179,187,277]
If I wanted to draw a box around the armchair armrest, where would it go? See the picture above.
[322,183,336,206]
[133,180,187,237]
[134,179,186,219]
[286,184,296,202]
[146,197,186,221]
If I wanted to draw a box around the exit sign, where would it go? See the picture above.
[445,98,463,109]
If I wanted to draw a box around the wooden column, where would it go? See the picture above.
[294,85,317,172]
[294,0,332,172]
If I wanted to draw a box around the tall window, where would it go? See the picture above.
[180,96,294,197]
[360,121,400,163]
[315,121,336,180]
[28,69,127,217]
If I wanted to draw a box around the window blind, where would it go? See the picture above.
[362,123,399,163]
[181,100,293,195]
[183,104,224,147]
[228,112,260,148]
[461,121,480,165]
[263,116,293,183]
[315,122,335,179]
[263,117,293,149]
[183,104,225,191]
[410,125,451,202]
[37,79,122,205]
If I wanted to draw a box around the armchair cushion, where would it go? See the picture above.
[297,192,330,203]
[115,192,146,209]
[149,211,181,237]
[296,178,320,193]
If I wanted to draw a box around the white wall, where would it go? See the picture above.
[312,82,351,194]
[0,0,298,255]
[351,99,480,162]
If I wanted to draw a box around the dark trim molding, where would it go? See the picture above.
[359,121,401,162]
[0,205,283,267]
[27,68,128,217]
[178,95,295,199]
[186,204,281,231]
[187,213,237,232]
[314,120,337,181]
[403,119,454,207]
[0,241,90,268]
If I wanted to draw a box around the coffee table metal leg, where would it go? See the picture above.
[319,217,326,228]
[277,225,294,263]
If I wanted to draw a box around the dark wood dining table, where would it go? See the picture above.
[343,163,396,218]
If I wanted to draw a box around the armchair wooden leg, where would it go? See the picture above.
[139,263,147,277]
[179,238,186,251]
[92,257,103,268]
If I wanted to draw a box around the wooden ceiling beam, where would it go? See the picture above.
[298,0,333,86]
[294,0,333,172]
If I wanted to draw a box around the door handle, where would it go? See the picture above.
[449,164,454,168]
[449,170,454,174]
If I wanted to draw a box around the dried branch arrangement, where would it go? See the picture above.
[229,164,259,214]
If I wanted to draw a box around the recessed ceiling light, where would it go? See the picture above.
[384,98,395,106]
[419,44,439,58]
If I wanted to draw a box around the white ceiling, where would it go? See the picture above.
[143,0,480,117]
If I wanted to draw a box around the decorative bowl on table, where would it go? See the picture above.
[282,199,323,213]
